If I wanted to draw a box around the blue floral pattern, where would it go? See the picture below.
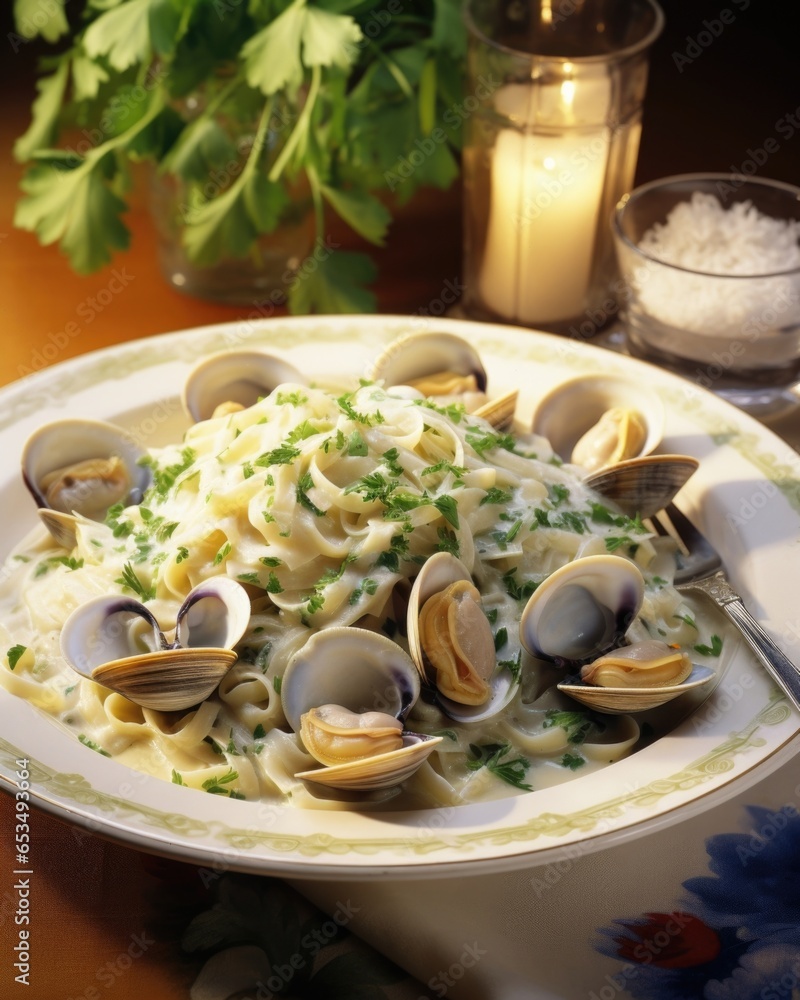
[596,806,800,1000]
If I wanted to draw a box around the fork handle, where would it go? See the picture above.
[722,599,800,712]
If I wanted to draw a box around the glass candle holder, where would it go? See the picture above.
[462,0,663,333]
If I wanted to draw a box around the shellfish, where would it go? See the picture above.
[407,552,518,723]
[183,350,308,422]
[22,418,152,549]
[59,577,251,711]
[281,627,441,791]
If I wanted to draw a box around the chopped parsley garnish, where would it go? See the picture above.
[421,459,468,481]
[543,709,606,745]
[485,608,498,625]
[296,472,325,517]
[499,652,522,682]
[202,768,242,797]
[494,627,508,651]
[337,392,384,426]
[347,430,368,456]
[436,527,460,557]
[651,575,668,586]
[675,613,698,629]
[237,572,262,587]
[375,533,409,572]
[253,723,267,740]
[382,448,404,476]
[116,563,156,601]
[350,577,379,605]
[502,568,537,601]
[466,743,532,791]
[465,429,516,457]
[548,483,570,506]
[79,734,111,757]
[694,634,723,657]
[171,769,185,785]
[559,753,586,771]
[260,556,283,567]
[412,398,466,423]
[255,443,301,467]
[605,536,635,552]
[433,494,459,528]
[213,542,232,565]
[287,420,319,444]
[142,447,197,499]
[492,519,523,550]
[343,471,397,502]
[272,676,282,694]
[275,390,308,406]
[7,645,27,671]
[480,486,513,506]
[242,462,255,479]
[266,573,284,594]
[176,546,190,563]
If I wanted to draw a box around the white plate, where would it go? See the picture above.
[1,315,799,880]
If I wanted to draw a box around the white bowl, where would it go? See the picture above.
[0,315,798,879]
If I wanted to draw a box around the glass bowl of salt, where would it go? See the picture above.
[612,173,800,416]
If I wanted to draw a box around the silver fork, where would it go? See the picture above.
[653,504,800,711]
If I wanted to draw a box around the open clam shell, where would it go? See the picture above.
[22,418,151,547]
[368,332,487,394]
[183,350,307,422]
[585,454,699,520]
[520,555,645,665]
[558,664,715,715]
[282,627,440,791]
[295,733,441,791]
[407,551,517,723]
[60,578,252,711]
[531,374,665,472]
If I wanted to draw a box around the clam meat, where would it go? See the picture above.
[22,418,152,547]
[282,627,441,791]
[59,577,251,712]
[183,349,307,422]
[580,640,692,688]
[407,552,518,722]
[571,408,647,472]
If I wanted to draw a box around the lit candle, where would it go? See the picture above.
[479,75,616,325]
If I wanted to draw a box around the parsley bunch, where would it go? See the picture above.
[12,0,465,312]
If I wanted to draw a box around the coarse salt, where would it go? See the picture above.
[634,192,800,337]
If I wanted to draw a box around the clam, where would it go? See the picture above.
[183,349,307,422]
[558,639,715,714]
[281,627,442,791]
[531,374,665,472]
[585,454,700,520]
[369,332,517,429]
[520,554,645,666]
[22,418,152,548]
[60,577,252,711]
[407,551,517,722]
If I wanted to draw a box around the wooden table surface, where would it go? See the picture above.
[0,3,796,997]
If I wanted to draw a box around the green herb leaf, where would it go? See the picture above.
[466,743,532,791]
[213,542,232,566]
[7,645,28,671]
[14,60,69,162]
[171,769,185,785]
[675,613,698,629]
[480,486,513,506]
[694,634,723,657]
[433,494,459,528]
[79,734,111,757]
[14,0,69,43]
[253,724,267,740]
[347,429,368,456]
[288,250,377,315]
[494,627,508,651]
[559,753,586,771]
[543,709,606,745]
[116,562,156,601]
